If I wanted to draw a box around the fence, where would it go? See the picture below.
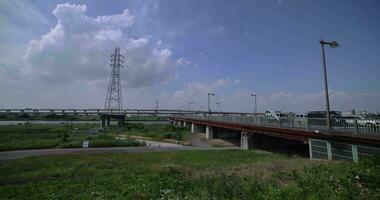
[176,115,380,135]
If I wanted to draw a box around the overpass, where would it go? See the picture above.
[0,108,250,116]
[169,115,380,162]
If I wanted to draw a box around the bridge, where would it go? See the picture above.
[169,115,380,162]
[0,108,249,116]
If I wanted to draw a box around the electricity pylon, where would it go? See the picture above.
[104,47,124,114]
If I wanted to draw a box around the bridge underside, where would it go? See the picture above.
[170,117,380,162]
[100,114,126,128]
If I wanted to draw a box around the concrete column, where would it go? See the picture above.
[327,141,332,160]
[101,118,106,128]
[309,138,312,159]
[241,132,253,150]
[206,126,213,139]
[352,144,358,163]
[117,118,125,128]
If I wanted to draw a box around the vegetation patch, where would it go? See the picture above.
[0,150,378,199]
[108,123,191,142]
[0,124,143,151]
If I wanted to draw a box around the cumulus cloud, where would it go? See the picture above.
[175,57,191,67]
[212,25,225,34]
[22,3,178,88]
[172,78,231,101]
[197,51,205,56]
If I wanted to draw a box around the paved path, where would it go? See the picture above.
[0,140,238,161]
[136,139,183,147]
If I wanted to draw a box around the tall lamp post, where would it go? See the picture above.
[216,102,221,112]
[250,94,257,116]
[188,102,193,112]
[208,93,215,115]
[320,39,339,130]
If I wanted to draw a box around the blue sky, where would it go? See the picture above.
[0,0,379,113]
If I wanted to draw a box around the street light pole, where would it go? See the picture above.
[208,93,215,116]
[250,94,257,116]
[319,39,339,130]
[188,102,193,112]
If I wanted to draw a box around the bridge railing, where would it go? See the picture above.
[173,115,380,135]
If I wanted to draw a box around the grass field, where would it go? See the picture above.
[0,124,144,151]
[0,150,379,199]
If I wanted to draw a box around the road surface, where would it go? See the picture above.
[0,140,238,161]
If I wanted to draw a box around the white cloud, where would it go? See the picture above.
[176,57,191,67]
[171,78,231,102]
[19,3,178,88]
[212,25,225,34]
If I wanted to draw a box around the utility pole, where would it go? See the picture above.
[216,102,221,112]
[319,39,339,130]
[250,94,257,115]
[188,102,193,112]
[208,93,215,116]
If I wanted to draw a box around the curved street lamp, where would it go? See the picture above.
[216,102,221,112]
[320,39,339,130]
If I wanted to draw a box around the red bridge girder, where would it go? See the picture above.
[170,117,380,147]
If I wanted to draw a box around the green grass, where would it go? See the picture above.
[0,150,379,199]
[0,124,143,151]
[108,123,190,141]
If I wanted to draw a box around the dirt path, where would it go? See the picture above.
[188,133,211,147]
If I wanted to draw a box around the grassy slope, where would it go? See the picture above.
[1,150,379,199]
[0,124,143,151]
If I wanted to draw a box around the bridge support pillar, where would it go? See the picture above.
[101,118,106,128]
[241,132,253,150]
[101,117,111,128]
[100,114,125,128]
[206,126,213,139]
[117,118,125,128]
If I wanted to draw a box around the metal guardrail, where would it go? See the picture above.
[175,115,380,135]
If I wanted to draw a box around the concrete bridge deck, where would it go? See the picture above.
[0,108,250,116]
[169,116,380,147]
[169,116,380,162]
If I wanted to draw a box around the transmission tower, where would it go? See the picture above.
[104,47,124,114]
